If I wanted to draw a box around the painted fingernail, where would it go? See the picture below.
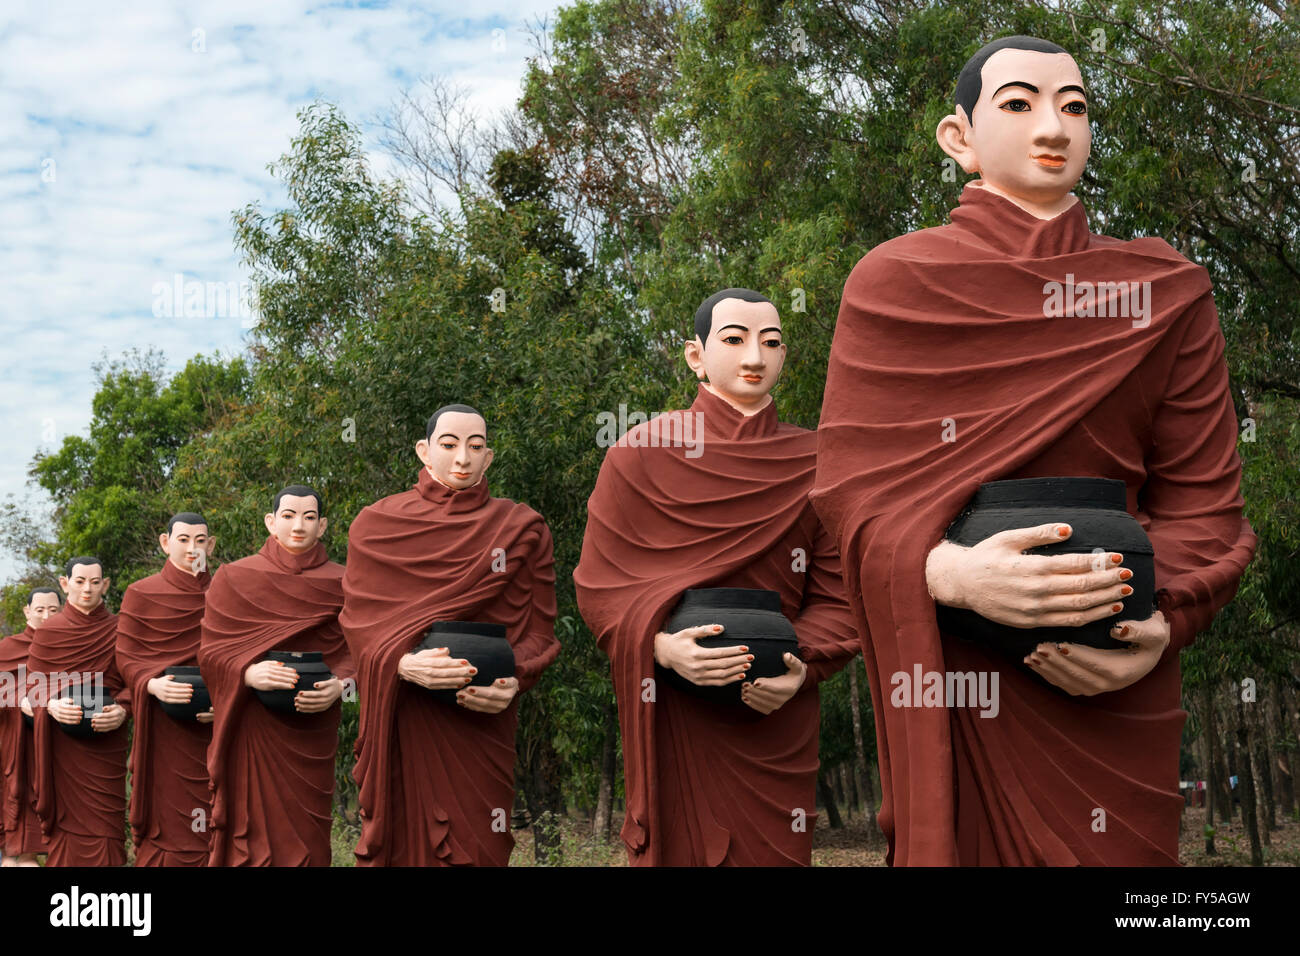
[467,689,476,694]
[743,663,751,669]
[1111,604,1123,612]
[1120,585,1133,596]
[1118,568,1133,581]
[746,655,754,661]
[713,626,723,632]
[1057,525,1070,537]
[469,668,478,675]
[1110,553,1123,564]
[1058,645,1070,656]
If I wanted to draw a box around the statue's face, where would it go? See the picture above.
[957,48,1090,206]
[263,494,327,553]
[416,411,493,491]
[685,298,786,404]
[23,592,60,629]
[58,563,108,613]
[160,521,214,575]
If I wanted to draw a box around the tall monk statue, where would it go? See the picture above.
[116,512,216,866]
[1,588,60,866]
[811,35,1257,865]
[27,557,130,866]
[575,288,861,866]
[341,404,560,866]
[199,485,354,866]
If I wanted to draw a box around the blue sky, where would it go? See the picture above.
[0,0,562,584]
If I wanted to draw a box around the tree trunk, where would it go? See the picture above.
[1275,686,1295,820]
[523,734,565,865]
[818,771,843,829]
[1209,682,1234,820]
[840,763,858,816]
[1199,684,1216,855]
[1251,696,1275,841]
[1234,692,1264,866]
[592,703,617,841]
[848,663,882,846]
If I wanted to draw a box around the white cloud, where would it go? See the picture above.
[0,0,562,584]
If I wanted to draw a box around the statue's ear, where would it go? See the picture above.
[936,105,980,174]
[684,337,706,380]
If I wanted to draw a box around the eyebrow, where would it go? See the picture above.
[436,432,487,442]
[992,80,1088,98]
[718,324,783,335]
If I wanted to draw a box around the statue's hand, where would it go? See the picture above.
[1024,610,1170,695]
[926,523,1133,629]
[91,703,127,732]
[148,675,195,703]
[457,677,519,714]
[741,652,806,714]
[398,647,475,690]
[244,659,298,691]
[47,697,83,725]
[653,625,750,686]
[294,677,343,714]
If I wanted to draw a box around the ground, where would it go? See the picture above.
[328,805,1300,867]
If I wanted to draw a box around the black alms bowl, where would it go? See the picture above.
[936,477,1157,660]
[416,621,516,705]
[160,665,211,721]
[253,651,334,715]
[657,588,801,706]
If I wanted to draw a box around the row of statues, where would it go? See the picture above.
[0,36,1255,867]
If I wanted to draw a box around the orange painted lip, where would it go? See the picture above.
[1033,154,1067,167]
[741,374,762,383]
[451,472,471,478]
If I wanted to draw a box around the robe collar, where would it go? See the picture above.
[259,535,330,575]
[415,467,490,514]
[690,382,779,441]
[949,182,1092,258]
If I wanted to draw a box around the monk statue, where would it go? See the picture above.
[116,512,217,866]
[0,588,60,866]
[26,557,130,865]
[576,288,861,866]
[811,35,1257,865]
[199,486,354,866]
[341,404,560,865]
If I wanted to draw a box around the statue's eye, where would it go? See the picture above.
[763,338,782,348]
[723,335,744,345]
[1000,98,1030,112]
[1063,100,1087,115]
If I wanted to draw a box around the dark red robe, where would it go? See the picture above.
[1,627,47,857]
[811,183,1258,865]
[199,537,353,867]
[575,384,861,866]
[116,558,213,866]
[27,602,129,866]
[340,469,559,866]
